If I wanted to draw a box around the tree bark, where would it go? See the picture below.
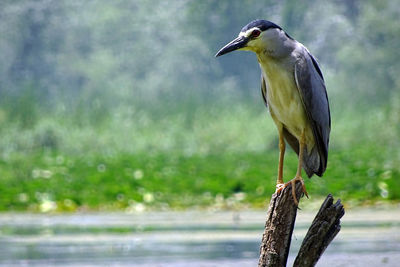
[258,182,344,267]
[258,181,304,267]
[293,194,345,267]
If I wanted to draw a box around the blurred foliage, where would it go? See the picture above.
[0,0,399,211]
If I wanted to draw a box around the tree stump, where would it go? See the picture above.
[258,181,345,267]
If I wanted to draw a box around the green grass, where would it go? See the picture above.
[0,147,398,212]
[0,103,398,212]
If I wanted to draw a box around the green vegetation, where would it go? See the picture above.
[0,0,399,211]
[0,102,398,212]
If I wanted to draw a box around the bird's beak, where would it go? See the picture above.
[215,36,249,57]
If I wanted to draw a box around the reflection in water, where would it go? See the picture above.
[0,210,399,266]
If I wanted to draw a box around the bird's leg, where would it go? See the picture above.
[275,130,286,192]
[285,130,309,205]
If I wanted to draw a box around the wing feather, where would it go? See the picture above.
[294,51,331,175]
[261,74,268,107]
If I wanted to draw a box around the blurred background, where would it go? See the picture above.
[0,0,399,266]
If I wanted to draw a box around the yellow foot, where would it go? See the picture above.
[275,183,285,194]
[275,177,309,206]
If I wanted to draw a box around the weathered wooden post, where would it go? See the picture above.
[258,181,345,267]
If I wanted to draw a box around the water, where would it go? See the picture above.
[0,209,399,266]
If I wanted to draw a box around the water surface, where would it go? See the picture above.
[0,209,399,266]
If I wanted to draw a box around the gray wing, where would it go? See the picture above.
[261,74,268,107]
[294,51,331,175]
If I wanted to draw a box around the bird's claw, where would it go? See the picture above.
[275,177,308,206]
[275,183,285,194]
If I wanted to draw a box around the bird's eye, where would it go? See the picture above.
[251,30,261,38]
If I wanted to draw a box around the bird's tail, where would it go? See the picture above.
[303,146,322,177]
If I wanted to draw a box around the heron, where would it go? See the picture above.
[215,20,331,205]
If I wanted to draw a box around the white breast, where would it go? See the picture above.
[260,60,314,147]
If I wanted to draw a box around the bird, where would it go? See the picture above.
[215,20,331,205]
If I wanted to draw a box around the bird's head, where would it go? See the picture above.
[215,20,288,57]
